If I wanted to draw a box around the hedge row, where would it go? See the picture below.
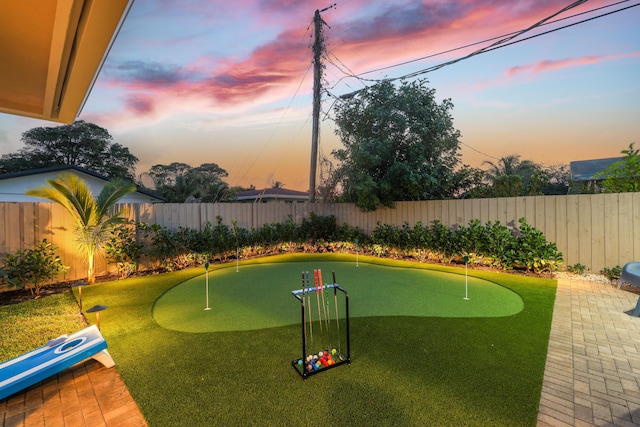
[120,213,562,275]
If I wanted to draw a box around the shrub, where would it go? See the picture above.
[135,214,562,278]
[601,265,622,282]
[138,223,193,271]
[514,218,563,273]
[105,221,143,279]
[297,212,338,241]
[567,263,587,275]
[0,239,68,295]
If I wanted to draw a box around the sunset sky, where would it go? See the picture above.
[0,0,638,191]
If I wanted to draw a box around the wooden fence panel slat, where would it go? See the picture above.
[565,195,580,268]
[5,203,21,251]
[544,196,556,243]
[505,197,517,229]
[554,196,568,267]
[633,194,640,263]
[618,193,634,263]
[590,195,606,272]
[604,193,619,269]
[20,203,36,248]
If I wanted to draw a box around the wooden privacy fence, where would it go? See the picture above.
[1,193,640,286]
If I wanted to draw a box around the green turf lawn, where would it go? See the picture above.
[1,254,557,426]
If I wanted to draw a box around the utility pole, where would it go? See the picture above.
[309,4,335,203]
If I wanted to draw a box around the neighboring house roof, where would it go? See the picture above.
[236,188,309,203]
[570,157,623,182]
[0,1,134,123]
[0,165,166,203]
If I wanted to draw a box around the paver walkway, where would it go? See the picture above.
[538,278,640,426]
[0,358,146,427]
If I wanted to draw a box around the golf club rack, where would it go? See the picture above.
[291,269,350,379]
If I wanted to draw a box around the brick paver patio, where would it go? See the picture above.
[538,278,640,426]
[0,358,146,427]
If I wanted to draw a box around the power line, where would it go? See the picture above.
[460,141,501,161]
[320,1,639,167]
[399,1,640,81]
[230,61,312,188]
[334,0,638,97]
[230,23,315,188]
[354,0,634,78]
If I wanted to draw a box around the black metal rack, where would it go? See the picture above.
[291,279,350,379]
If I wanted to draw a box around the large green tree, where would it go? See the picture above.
[148,162,232,202]
[594,143,640,193]
[0,120,138,181]
[25,173,136,284]
[332,79,473,211]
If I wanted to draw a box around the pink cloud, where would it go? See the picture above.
[506,51,640,78]
[95,0,610,125]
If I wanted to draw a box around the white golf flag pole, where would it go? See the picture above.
[205,261,212,310]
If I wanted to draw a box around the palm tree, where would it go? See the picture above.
[483,155,541,197]
[26,173,136,284]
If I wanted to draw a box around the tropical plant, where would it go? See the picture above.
[25,173,136,284]
[601,265,622,282]
[567,263,587,275]
[105,221,143,279]
[482,154,543,197]
[0,239,68,295]
[147,162,230,202]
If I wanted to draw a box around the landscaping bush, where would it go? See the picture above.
[138,223,194,271]
[514,218,563,273]
[567,263,587,275]
[105,220,143,279]
[0,239,68,295]
[136,214,562,275]
[601,265,622,282]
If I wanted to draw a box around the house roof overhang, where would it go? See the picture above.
[0,0,134,123]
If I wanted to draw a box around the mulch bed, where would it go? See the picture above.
[0,275,120,307]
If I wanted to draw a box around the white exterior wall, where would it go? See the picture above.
[0,171,161,203]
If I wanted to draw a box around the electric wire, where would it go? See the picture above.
[353,0,634,79]
[234,1,637,187]
[343,0,590,86]
[397,1,640,81]
[231,60,312,188]
[332,1,638,95]
[230,22,315,188]
[321,0,638,164]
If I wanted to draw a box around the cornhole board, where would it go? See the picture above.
[0,325,115,401]
[618,262,640,317]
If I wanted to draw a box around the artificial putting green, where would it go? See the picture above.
[152,260,523,333]
[75,254,555,426]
